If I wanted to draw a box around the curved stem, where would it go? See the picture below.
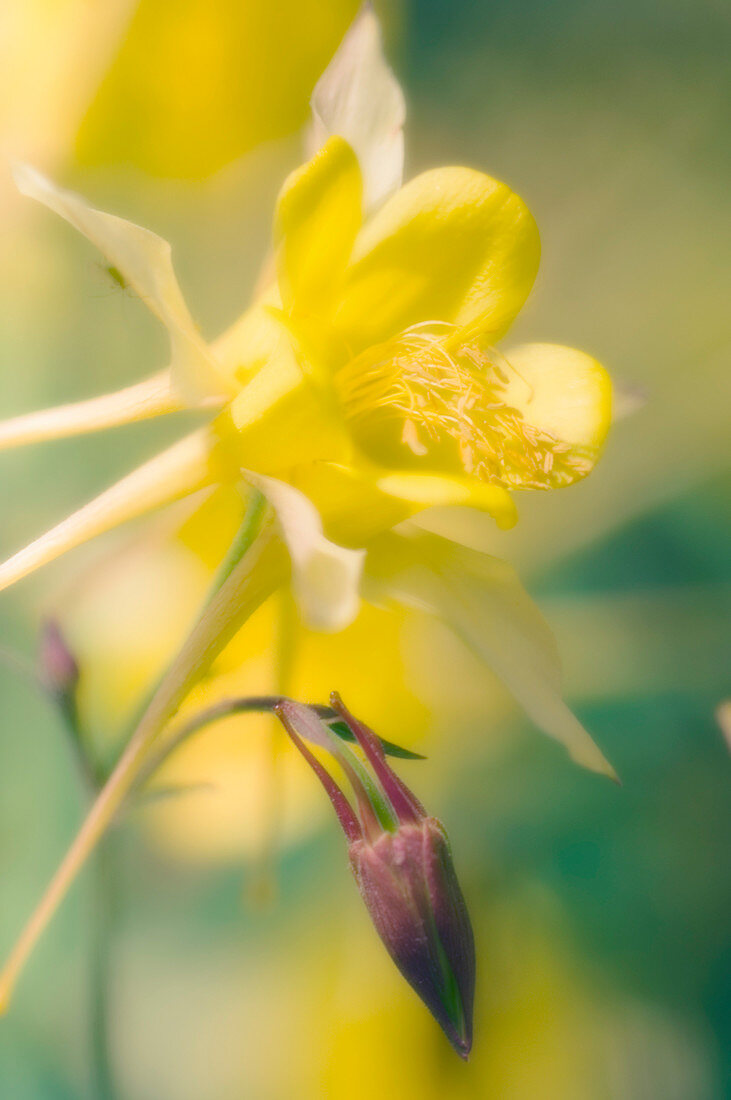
[89,837,117,1100]
[0,517,288,1013]
[252,591,300,903]
[133,696,424,796]
[132,695,303,792]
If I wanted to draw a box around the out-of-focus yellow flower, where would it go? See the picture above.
[150,887,708,1100]
[0,0,135,208]
[315,896,708,1100]
[75,0,365,178]
[0,8,613,774]
[60,519,430,862]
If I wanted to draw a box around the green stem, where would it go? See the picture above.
[122,491,267,741]
[251,590,299,904]
[0,508,288,1014]
[78,495,265,1098]
[54,687,118,1099]
[89,837,117,1100]
[204,491,267,606]
[132,697,424,795]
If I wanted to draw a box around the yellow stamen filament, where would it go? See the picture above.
[337,326,594,490]
[0,430,213,593]
[0,372,189,452]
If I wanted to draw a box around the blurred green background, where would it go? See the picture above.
[1,1,729,1097]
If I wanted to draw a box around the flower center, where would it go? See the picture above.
[335,325,592,490]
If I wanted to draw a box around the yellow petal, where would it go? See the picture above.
[293,461,410,543]
[243,472,365,633]
[0,372,191,452]
[212,295,284,385]
[220,326,350,474]
[295,461,517,546]
[13,164,230,404]
[308,5,405,212]
[375,471,517,529]
[274,136,362,316]
[0,430,212,594]
[334,166,540,351]
[365,530,618,780]
[175,486,249,571]
[501,342,612,487]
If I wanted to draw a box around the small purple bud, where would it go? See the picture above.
[351,819,475,1059]
[38,620,79,702]
[276,695,476,1057]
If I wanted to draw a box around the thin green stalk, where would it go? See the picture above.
[251,590,300,904]
[133,697,423,795]
[89,837,117,1100]
[77,496,266,1097]
[203,491,267,606]
[64,483,266,1097]
[0,509,288,1013]
[122,491,266,741]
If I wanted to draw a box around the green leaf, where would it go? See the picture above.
[327,719,425,760]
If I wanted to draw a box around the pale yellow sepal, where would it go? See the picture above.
[12,163,230,404]
[244,472,365,632]
[308,3,405,212]
[275,136,362,316]
[366,530,618,780]
[335,166,540,353]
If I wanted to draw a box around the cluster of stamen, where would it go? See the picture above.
[336,324,593,490]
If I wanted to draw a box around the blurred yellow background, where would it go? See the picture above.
[1,1,729,1097]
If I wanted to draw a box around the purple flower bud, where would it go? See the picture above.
[351,818,475,1058]
[275,694,475,1058]
[38,620,79,701]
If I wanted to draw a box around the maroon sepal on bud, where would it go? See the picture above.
[275,693,475,1059]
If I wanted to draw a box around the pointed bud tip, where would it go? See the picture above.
[38,619,79,698]
[454,1036,471,1061]
[446,1012,473,1060]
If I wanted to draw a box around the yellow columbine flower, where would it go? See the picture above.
[0,7,612,773]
